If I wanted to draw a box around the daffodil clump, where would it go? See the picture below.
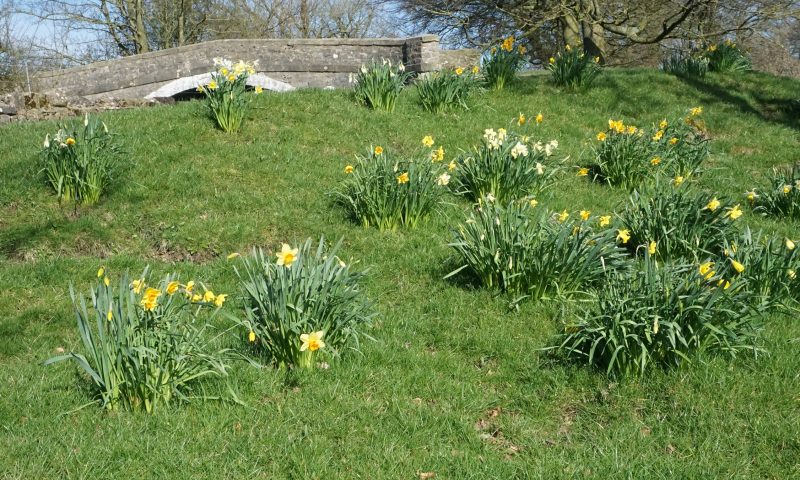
[198,58,259,133]
[447,196,627,303]
[618,180,741,260]
[749,164,800,220]
[547,255,764,377]
[234,238,376,369]
[39,113,121,206]
[711,230,800,307]
[351,59,413,112]
[334,139,452,230]
[45,268,230,412]
[702,39,751,73]
[415,65,481,113]
[452,117,558,204]
[482,35,527,90]
[661,50,709,78]
[590,107,710,189]
[547,43,603,90]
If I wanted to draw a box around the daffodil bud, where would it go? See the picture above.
[43,134,50,148]
[84,113,89,127]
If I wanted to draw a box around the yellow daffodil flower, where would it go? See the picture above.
[725,204,743,220]
[472,66,479,74]
[599,215,611,227]
[448,161,457,171]
[783,185,792,194]
[397,172,410,184]
[731,259,745,274]
[104,277,110,286]
[578,167,589,177]
[673,175,685,186]
[208,80,217,90]
[276,243,299,267]
[690,106,703,116]
[705,197,721,211]
[529,199,538,208]
[699,261,715,280]
[248,330,256,343]
[659,119,668,129]
[214,294,227,307]
[374,145,384,155]
[65,137,76,146]
[300,331,325,352]
[455,67,464,75]
[580,210,590,221]
[557,210,569,223]
[652,130,664,141]
[97,266,105,278]
[344,165,354,174]
[669,137,679,145]
[616,229,631,244]
[166,281,180,295]
[131,279,145,294]
[518,113,526,125]
[786,238,796,251]
[596,132,606,141]
[227,252,240,260]
[648,241,657,255]
[203,290,216,303]
[536,113,543,123]
[651,157,661,166]
[255,86,263,94]
[141,288,161,311]
[422,135,434,148]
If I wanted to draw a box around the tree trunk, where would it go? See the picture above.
[561,12,582,48]
[134,0,149,53]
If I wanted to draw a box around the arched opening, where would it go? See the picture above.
[145,73,294,100]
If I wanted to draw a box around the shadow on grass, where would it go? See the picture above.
[677,73,800,131]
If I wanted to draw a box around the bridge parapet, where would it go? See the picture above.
[33,36,479,100]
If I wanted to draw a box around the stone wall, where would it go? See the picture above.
[33,36,479,100]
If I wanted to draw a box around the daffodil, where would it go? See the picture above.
[472,65,479,74]
[97,266,105,278]
[580,210,590,221]
[437,173,451,186]
[300,331,325,352]
[788,270,796,280]
[255,86,263,94]
[276,243,299,267]
[650,157,661,166]
[107,306,113,321]
[648,241,657,255]
[448,161,457,171]
[699,261,715,280]
[783,185,792,194]
[374,145,383,155]
[558,210,569,223]
[596,132,606,141]
[396,172,410,184]
[166,281,180,295]
[725,204,743,220]
[208,80,217,90]
[652,319,659,334]
[745,190,757,202]
[786,238,796,251]
[731,259,745,274]
[65,137,76,146]
[455,67,464,75]
[517,113,526,125]
[599,215,611,227]
[673,175,685,186]
[185,281,195,293]
[669,137,679,145]
[529,199,538,208]
[577,167,589,177]
[214,294,227,307]
[705,197,720,211]
[203,290,216,303]
[192,293,202,302]
[432,145,445,162]
[690,106,703,116]
[344,165,354,174]
[131,279,145,295]
[652,130,664,141]
[616,229,630,244]
[227,252,241,260]
[535,113,543,123]
[422,135,434,148]
[104,277,110,286]
[141,288,161,311]
[549,57,555,64]
[659,119,668,129]
[248,330,256,342]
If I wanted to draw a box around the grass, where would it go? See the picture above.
[1,68,799,478]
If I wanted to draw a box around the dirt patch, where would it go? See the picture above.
[474,407,522,459]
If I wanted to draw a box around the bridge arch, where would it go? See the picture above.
[144,72,294,99]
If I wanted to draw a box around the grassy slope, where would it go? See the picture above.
[0,69,798,478]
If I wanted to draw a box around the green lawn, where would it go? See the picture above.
[1,68,799,478]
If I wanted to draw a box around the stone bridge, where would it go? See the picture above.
[32,36,478,100]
